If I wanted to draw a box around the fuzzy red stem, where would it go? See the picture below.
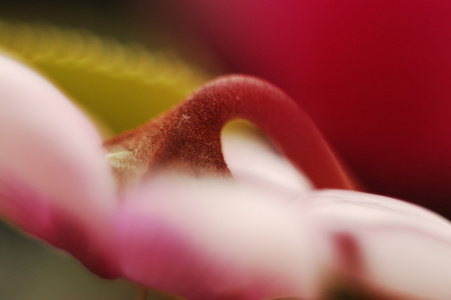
[105,75,354,189]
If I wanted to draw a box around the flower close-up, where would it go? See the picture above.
[1,49,451,300]
[2,1,451,299]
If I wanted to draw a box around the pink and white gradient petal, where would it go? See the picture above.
[116,177,319,300]
[300,190,451,299]
[117,177,451,299]
[0,53,118,277]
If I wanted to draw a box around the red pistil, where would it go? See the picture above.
[104,75,354,189]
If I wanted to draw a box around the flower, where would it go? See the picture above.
[1,52,451,300]
[165,0,451,218]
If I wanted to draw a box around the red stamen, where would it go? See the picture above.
[104,75,354,189]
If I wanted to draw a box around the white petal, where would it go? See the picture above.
[300,190,451,299]
[222,121,313,195]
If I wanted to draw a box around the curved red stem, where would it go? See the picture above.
[105,75,354,189]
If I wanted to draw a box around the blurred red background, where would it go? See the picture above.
[156,0,451,218]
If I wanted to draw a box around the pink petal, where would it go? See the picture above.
[116,177,318,300]
[117,176,451,299]
[0,53,117,276]
[299,190,451,299]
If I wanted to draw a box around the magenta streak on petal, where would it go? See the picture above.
[0,168,119,278]
[338,226,451,300]
[333,232,364,275]
[0,168,52,240]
